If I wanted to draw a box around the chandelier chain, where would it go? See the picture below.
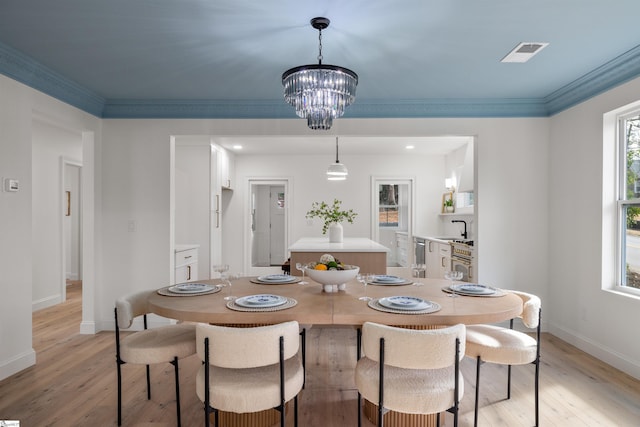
[317,29,323,64]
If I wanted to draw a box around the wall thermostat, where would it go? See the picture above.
[4,178,19,192]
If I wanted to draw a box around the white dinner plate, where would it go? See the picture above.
[168,283,215,294]
[257,274,297,283]
[372,275,405,283]
[234,294,288,308]
[378,296,432,311]
[449,283,496,295]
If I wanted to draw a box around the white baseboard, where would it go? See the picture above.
[66,272,79,281]
[32,294,62,312]
[549,324,640,380]
[80,320,96,335]
[0,348,36,381]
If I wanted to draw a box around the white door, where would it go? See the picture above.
[269,186,286,265]
[247,179,289,275]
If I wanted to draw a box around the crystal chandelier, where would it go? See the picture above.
[282,17,358,130]
[327,137,348,180]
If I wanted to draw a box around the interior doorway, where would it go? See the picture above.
[247,179,289,275]
[371,177,414,270]
[61,158,82,302]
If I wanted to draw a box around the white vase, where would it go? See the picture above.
[328,222,343,243]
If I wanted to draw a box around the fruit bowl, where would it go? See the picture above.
[304,264,360,292]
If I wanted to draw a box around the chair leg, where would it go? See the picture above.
[507,364,512,399]
[356,328,362,427]
[474,356,481,427]
[436,412,440,426]
[454,405,458,427]
[116,360,123,426]
[294,394,299,427]
[535,357,540,427]
[171,357,181,427]
[146,364,151,399]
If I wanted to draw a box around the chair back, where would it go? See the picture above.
[115,290,154,329]
[361,322,465,369]
[196,321,300,369]
[510,290,541,329]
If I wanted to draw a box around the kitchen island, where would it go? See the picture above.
[289,237,389,274]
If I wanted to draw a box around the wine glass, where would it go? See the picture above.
[357,273,372,301]
[223,272,240,301]
[212,264,229,290]
[296,262,308,284]
[411,263,426,286]
[444,270,464,297]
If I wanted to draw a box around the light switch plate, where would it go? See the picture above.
[3,178,19,192]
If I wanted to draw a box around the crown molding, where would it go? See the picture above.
[101,99,292,119]
[545,44,640,115]
[2,40,640,119]
[101,97,548,119]
[0,42,105,116]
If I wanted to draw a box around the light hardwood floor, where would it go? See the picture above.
[1,283,639,426]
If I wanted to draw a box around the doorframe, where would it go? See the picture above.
[245,177,292,276]
[59,157,82,303]
[370,176,416,266]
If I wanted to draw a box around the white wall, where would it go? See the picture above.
[0,74,100,380]
[32,119,82,310]
[549,76,640,378]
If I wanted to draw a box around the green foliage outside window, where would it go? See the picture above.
[626,117,640,228]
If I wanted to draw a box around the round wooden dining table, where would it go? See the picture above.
[148,276,522,327]
[148,276,522,427]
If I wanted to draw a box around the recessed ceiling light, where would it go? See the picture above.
[501,42,549,63]
[405,145,415,149]
[232,145,243,150]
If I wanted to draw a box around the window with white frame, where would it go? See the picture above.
[379,184,399,227]
[618,112,640,289]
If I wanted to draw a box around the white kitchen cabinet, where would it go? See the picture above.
[438,242,452,279]
[425,239,452,279]
[175,244,199,283]
[425,239,440,278]
[218,147,235,190]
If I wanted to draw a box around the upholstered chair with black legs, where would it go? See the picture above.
[465,290,541,427]
[355,322,466,427]
[114,290,196,426]
[196,321,305,427]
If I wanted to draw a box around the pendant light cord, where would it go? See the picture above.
[335,137,340,163]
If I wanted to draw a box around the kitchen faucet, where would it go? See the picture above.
[452,220,468,240]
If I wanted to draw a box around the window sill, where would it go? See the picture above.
[603,286,640,301]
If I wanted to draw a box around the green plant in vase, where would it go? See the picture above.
[305,199,357,241]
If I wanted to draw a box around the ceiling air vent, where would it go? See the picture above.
[501,42,549,63]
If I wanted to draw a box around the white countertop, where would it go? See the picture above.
[289,237,390,253]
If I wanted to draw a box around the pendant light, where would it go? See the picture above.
[327,137,348,181]
[282,17,358,130]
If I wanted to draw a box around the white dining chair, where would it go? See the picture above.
[114,290,197,427]
[355,322,466,427]
[196,321,305,427]
[465,290,541,427]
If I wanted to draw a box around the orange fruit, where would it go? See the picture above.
[315,264,328,270]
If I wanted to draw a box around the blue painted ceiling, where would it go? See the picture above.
[1,0,640,119]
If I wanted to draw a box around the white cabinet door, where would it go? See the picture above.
[438,243,452,279]
[218,147,234,190]
[175,247,198,283]
[425,240,440,278]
